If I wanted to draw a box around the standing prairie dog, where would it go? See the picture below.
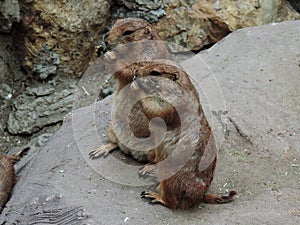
[98,18,170,99]
[91,17,236,209]
[90,59,236,209]
[99,18,171,156]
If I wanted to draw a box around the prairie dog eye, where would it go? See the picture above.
[145,26,151,34]
[150,70,161,76]
[172,74,177,81]
[122,30,134,36]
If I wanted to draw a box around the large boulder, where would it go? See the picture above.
[155,0,231,51]
[1,20,299,224]
[217,0,300,29]
[155,0,300,50]
[12,0,300,79]
[13,0,112,78]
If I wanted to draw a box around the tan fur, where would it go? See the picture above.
[132,61,236,209]
[105,18,162,49]
[103,18,170,72]
[0,148,28,212]
[91,18,170,158]
[90,59,236,209]
[0,155,17,212]
[90,18,236,209]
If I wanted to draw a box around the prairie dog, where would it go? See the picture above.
[98,18,171,98]
[103,18,170,70]
[0,148,28,212]
[0,155,18,212]
[90,60,236,209]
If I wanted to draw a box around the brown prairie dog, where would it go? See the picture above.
[95,18,172,156]
[0,148,28,212]
[105,18,161,47]
[98,18,171,99]
[90,59,236,209]
[90,59,198,161]
[102,18,170,70]
[90,17,237,209]
[0,155,18,212]
[110,60,198,161]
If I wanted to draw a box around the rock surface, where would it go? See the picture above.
[0,0,20,33]
[288,0,300,13]
[0,34,67,153]
[12,0,300,78]
[1,21,299,224]
[0,34,29,151]
[7,77,77,135]
[155,0,300,50]
[112,0,166,22]
[14,0,112,78]
[217,0,300,30]
[155,0,231,51]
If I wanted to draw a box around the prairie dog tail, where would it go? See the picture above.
[203,190,237,204]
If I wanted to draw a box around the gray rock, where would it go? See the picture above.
[7,78,77,135]
[0,56,9,82]
[288,0,300,12]
[8,133,53,175]
[16,0,112,77]
[1,194,90,224]
[32,45,61,80]
[0,0,20,33]
[0,83,11,100]
[0,34,23,135]
[113,0,166,22]
[117,0,163,10]
[1,21,300,224]
[155,0,300,51]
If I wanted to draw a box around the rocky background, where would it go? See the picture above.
[0,0,299,155]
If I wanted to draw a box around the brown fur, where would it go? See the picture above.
[0,155,17,212]
[0,148,28,212]
[98,18,171,99]
[90,60,236,209]
[105,18,162,49]
[90,17,236,209]
[92,18,170,158]
[102,18,170,72]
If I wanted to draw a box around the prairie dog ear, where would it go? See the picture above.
[145,26,152,34]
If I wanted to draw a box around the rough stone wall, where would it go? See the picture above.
[0,0,20,33]
[13,0,112,78]
[288,0,300,12]
[155,0,300,50]
[155,0,231,51]
[217,0,300,30]
[9,0,300,77]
